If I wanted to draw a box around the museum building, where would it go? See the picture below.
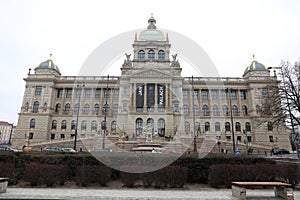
[12,15,290,151]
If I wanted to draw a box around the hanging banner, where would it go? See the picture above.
[157,84,165,108]
[147,84,155,108]
[136,84,144,108]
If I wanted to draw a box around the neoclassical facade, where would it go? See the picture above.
[12,16,290,151]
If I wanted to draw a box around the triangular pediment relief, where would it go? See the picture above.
[131,68,173,78]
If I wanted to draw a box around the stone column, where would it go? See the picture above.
[144,84,147,112]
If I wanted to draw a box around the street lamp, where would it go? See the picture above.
[243,129,248,150]
[191,76,197,154]
[102,75,109,149]
[226,88,236,154]
[74,82,85,151]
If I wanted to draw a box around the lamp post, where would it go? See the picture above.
[243,129,248,150]
[102,75,109,149]
[192,76,197,154]
[226,88,236,154]
[74,82,85,151]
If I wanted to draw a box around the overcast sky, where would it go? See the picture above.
[1,0,300,124]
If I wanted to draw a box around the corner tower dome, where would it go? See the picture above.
[35,54,61,75]
[138,14,166,41]
[243,55,268,77]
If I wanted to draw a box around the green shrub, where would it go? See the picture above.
[75,165,111,186]
[208,163,300,188]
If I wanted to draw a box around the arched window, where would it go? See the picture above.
[195,122,200,134]
[215,122,221,132]
[138,50,145,61]
[213,105,219,116]
[91,120,98,131]
[61,120,67,130]
[94,104,100,113]
[81,120,87,130]
[205,122,210,132]
[225,122,231,132]
[235,122,241,132]
[242,105,248,115]
[222,105,228,116]
[65,103,71,112]
[148,50,155,61]
[245,122,251,132]
[101,120,106,131]
[184,121,190,134]
[74,103,79,113]
[103,104,110,115]
[51,120,57,129]
[136,118,143,136]
[158,50,165,61]
[267,121,273,131]
[111,121,117,131]
[55,103,61,112]
[158,118,165,137]
[30,118,36,128]
[183,104,189,115]
[83,104,90,114]
[232,105,239,115]
[202,105,209,116]
[147,118,154,131]
[193,105,199,114]
[113,104,118,114]
[33,101,39,112]
[71,120,76,130]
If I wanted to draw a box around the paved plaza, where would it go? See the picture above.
[1,188,300,200]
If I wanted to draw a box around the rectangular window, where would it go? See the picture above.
[174,103,179,112]
[237,136,242,142]
[123,102,128,111]
[61,134,65,139]
[35,86,42,95]
[193,90,198,99]
[221,90,227,100]
[183,90,189,99]
[51,134,55,140]
[201,90,208,100]
[66,89,73,98]
[95,89,101,98]
[114,89,119,98]
[29,132,34,139]
[262,88,269,97]
[104,89,111,99]
[240,90,246,100]
[211,90,218,100]
[231,90,237,100]
[75,89,82,98]
[57,88,63,98]
[123,87,129,95]
[85,89,91,98]
[173,87,179,96]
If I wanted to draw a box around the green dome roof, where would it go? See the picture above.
[35,59,61,74]
[138,14,166,41]
[138,29,165,41]
[243,58,267,76]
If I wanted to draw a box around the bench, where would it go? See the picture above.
[232,181,294,200]
[0,178,9,193]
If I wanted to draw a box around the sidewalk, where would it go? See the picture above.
[1,187,299,199]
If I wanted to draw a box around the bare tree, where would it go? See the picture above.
[258,60,300,150]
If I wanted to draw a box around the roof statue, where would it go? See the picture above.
[122,53,132,68]
[170,54,180,68]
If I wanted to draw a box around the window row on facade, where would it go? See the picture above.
[180,89,247,100]
[177,104,248,116]
[137,49,165,61]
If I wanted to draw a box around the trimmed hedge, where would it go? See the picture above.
[0,151,280,187]
[208,163,300,188]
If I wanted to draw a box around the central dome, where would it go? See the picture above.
[138,14,166,41]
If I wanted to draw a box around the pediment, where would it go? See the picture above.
[131,68,172,78]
